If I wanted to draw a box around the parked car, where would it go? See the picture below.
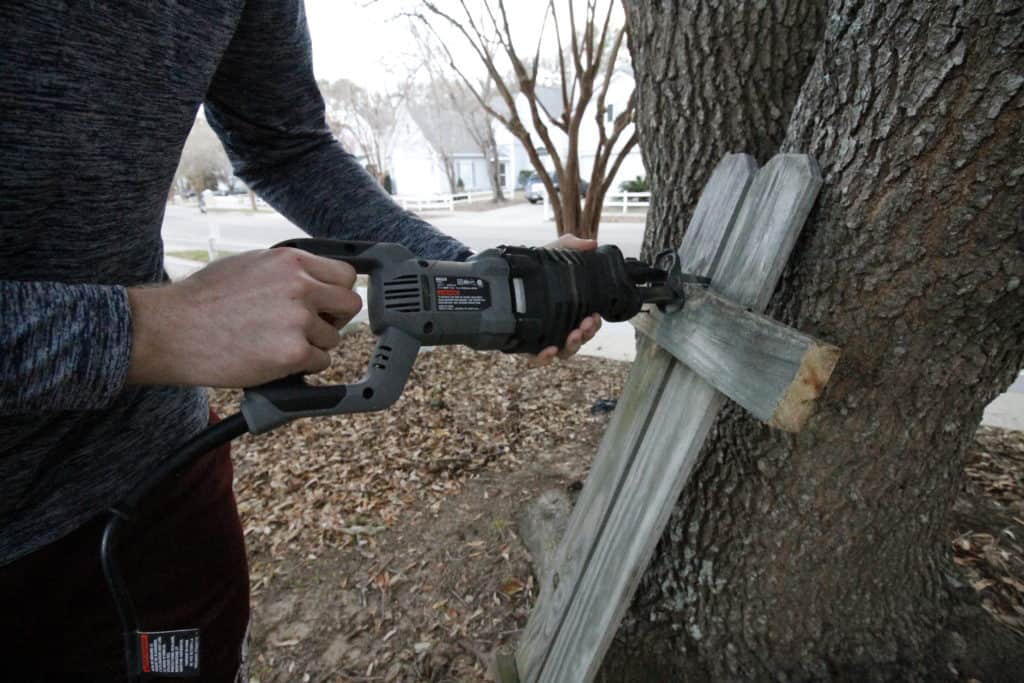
[525,173,589,204]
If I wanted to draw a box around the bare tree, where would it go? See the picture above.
[412,0,637,239]
[409,78,467,194]
[412,32,507,202]
[174,114,232,197]
[453,77,506,203]
[319,78,402,189]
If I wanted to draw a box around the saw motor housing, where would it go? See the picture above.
[240,239,677,433]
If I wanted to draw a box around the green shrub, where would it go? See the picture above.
[619,175,649,192]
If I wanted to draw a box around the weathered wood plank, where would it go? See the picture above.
[672,153,760,274]
[632,284,840,432]
[533,154,823,682]
[541,367,724,683]
[712,154,822,308]
[514,337,673,678]
[517,156,760,680]
[515,154,759,681]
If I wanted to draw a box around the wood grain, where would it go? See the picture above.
[514,337,674,679]
[525,154,822,683]
[515,154,758,682]
[632,284,840,432]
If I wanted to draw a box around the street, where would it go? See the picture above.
[161,201,645,257]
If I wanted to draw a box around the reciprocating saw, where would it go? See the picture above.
[101,237,696,680]
[240,238,689,434]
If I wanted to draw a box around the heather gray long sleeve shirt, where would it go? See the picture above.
[0,0,471,565]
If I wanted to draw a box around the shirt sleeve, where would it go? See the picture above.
[203,0,472,262]
[0,281,132,414]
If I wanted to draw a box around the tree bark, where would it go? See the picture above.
[485,130,506,203]
[626,0,826,260]
[605,0,1024,680]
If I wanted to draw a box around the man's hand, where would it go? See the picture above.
[532,234,604,366]
[126,248,362,387]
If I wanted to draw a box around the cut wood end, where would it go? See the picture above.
[769,342,841,432]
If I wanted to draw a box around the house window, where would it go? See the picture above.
[606,104,614,123]
[498,162,507,188]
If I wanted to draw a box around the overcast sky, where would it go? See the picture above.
[304,0,626,90]
[305,0,413,87]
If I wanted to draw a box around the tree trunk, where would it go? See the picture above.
[626,0,826,260]
[559,190,584,239]
[604,1,1024,680]
[442,155,458,195]
[486,132,506,203]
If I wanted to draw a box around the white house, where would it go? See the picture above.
[331,70,642,199]
[388,102,448,196]
[389,103,512,197]
[496,70,645,193]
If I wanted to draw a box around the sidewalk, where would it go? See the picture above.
[984,376,1024,431]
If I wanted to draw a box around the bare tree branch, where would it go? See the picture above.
[567,1,584,77]
[594,26,625,146]
[530,2,553,86]
[548,2,571,127]
[410,0,637,238]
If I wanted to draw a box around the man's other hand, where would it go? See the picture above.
[531,234,603,367]
[126,248,362,387]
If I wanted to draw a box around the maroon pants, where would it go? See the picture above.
[0,421,250,681]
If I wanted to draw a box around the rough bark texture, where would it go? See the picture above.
[626,0,826,261]
[605,0,1024,680]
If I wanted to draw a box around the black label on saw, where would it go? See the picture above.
[434,276,491,311]
[138,629,200,677]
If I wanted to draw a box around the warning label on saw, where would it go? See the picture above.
[139,629,200,677]
[434,276,491,311]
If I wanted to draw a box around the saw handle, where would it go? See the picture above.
[240,239,421,434]
[271,237,388,273]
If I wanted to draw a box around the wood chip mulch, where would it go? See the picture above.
[210,327,626,596]
[206,327,1023,678]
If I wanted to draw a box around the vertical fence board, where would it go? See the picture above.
[515,154,759,681]
[541,370,724,682]
[513,336,673,676]
[522,154,822,682]
[711,155,822,308]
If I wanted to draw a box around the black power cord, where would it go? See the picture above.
[100,413,249,680]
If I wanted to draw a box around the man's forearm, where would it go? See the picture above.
[201,0,472,263]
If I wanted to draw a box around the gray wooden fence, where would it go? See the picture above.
[500,153,838,682]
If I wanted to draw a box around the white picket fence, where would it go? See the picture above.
[395,189,510,212]
[542,190,651,220]
[452,190,498,204]
[395,195,456,212]
[603,191,651,214]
